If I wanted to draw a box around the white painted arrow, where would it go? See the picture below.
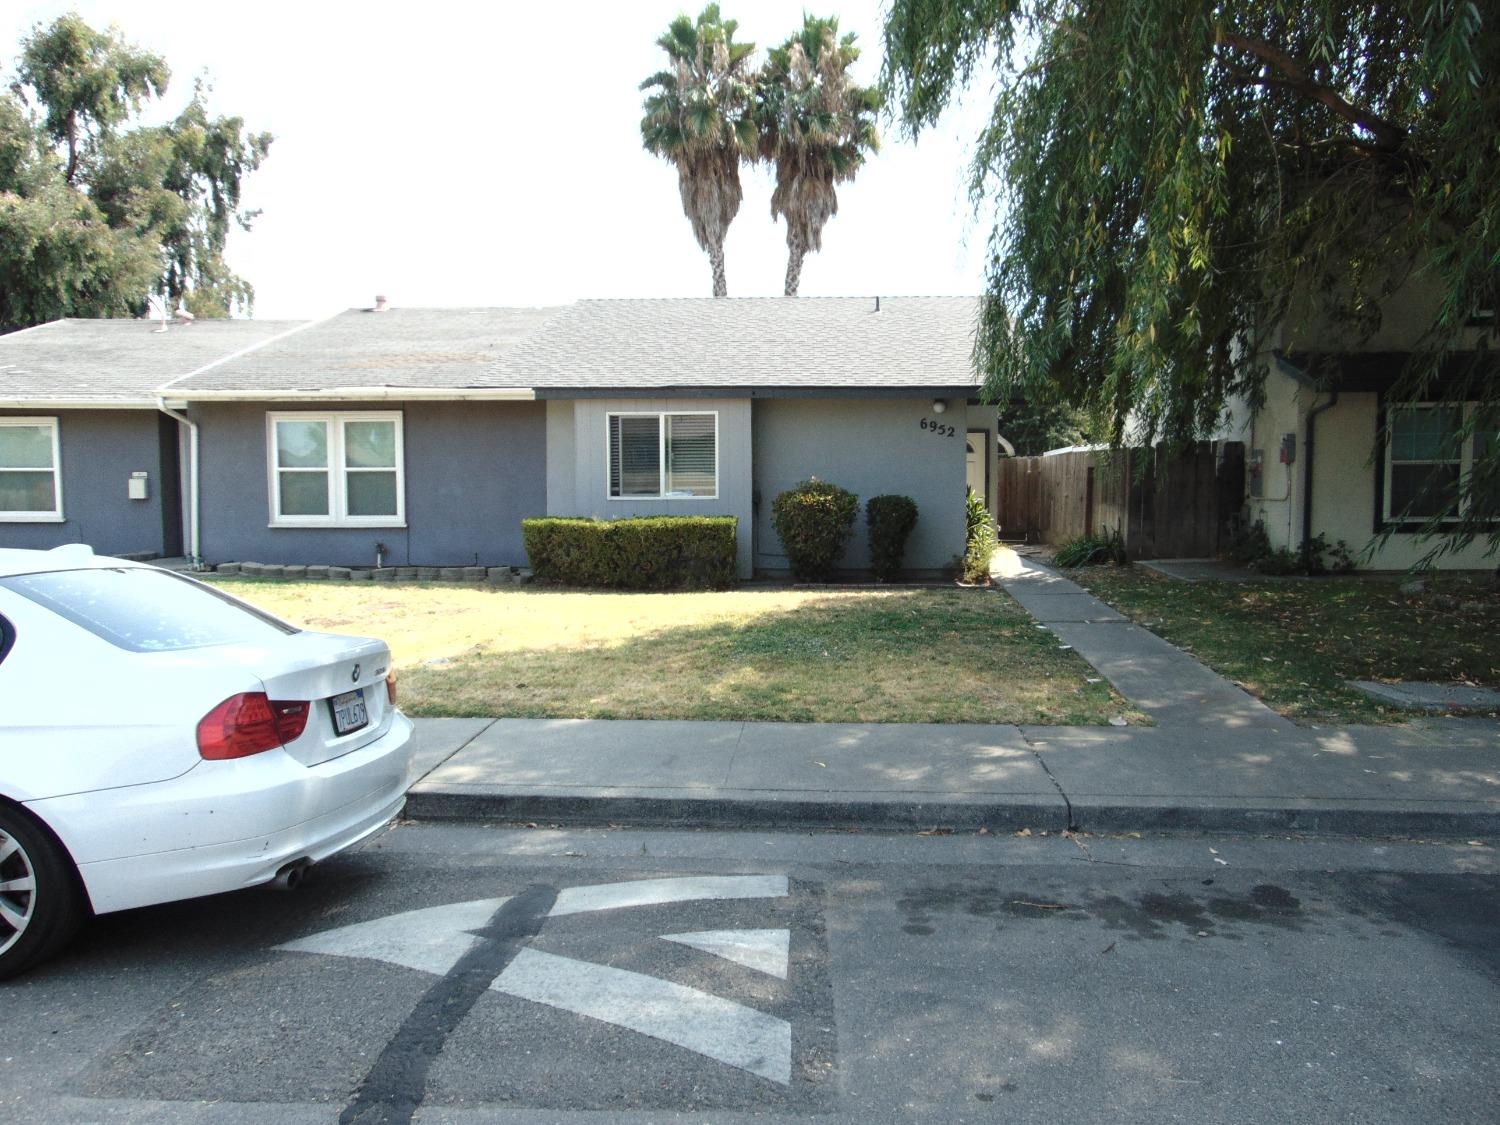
[662,929,790,980]
[550,874,789,916]
[276,896,512,976]
[273,876,794,1085]
[493,947,791,1084]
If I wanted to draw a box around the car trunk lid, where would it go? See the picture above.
[189,631,396,767]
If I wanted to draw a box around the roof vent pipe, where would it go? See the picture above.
[874,296,881,313]
[374,294,389,312]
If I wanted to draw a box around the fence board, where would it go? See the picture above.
[994,442,1245,559]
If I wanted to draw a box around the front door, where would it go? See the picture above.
[965,431,989,508]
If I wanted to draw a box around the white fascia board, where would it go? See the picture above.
[0,398,156,410]
[169,387,536,402]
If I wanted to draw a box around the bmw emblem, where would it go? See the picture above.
[351,663,361,683]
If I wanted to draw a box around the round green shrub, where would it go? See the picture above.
[866,494,919,581]
[771,478,859,580]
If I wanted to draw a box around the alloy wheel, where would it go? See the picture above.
[0,827,38,958]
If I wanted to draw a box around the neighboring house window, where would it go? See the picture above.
[1384,404,1497,523]
[268,412,404,526]
[607,412,717,499]
[1474,409,1499,519]
[0,418,63,521]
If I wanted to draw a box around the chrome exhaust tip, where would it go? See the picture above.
[271,858,312,891]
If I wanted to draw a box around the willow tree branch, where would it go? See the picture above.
[1217,31,1406,152]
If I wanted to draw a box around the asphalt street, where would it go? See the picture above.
[3,824,1497,1124]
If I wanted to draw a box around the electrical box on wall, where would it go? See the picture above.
[1248,449,1264,498]
[1279,433,1297,464]
[128,471,149,501]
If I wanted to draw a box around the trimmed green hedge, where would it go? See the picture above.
[522,516,737,590]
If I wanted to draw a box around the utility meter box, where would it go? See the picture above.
[128,471,149,501]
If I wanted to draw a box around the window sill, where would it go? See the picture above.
[606,495,719,502]
[268,521,407,530]
[1381,519,1500,532]
[0,513,65,523]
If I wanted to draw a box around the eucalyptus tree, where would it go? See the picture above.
[882,1,1499,551]
[1,14,271,330]
[756,15,881,297]
[640,5,758,298]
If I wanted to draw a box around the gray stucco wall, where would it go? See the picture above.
[753,398,967,573]
[545,397,754,578]
[192,400,545,567]
[0,409,172,557]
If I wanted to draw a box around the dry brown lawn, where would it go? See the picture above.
[208,579,1137,725]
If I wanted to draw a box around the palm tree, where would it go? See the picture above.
[756,16,881,297]
[640,5,757,298]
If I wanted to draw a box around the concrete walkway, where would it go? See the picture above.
[398,548,1498,840]
[992,549,1292,732]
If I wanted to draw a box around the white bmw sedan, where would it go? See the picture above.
[0,546,415,978]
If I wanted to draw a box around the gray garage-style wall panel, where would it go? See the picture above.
[753,398,967,573]
[0,409,175,558]
[546,397,754,578]
[192,400,545,567]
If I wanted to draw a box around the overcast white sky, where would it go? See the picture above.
[3,1,996,320]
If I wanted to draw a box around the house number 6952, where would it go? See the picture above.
[920,418,956,437]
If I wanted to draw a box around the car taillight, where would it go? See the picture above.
[197,692,311,760]
[386,672,398,706]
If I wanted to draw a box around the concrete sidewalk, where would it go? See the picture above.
[399,550,1499,840]
[405,715,1500,839]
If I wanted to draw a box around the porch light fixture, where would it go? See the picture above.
[932,399,947,414]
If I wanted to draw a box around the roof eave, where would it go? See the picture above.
[533,384,983,400]
[169,386,537,403]
[0,398,159,410]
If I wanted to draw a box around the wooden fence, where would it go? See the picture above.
[995,442,1245,559]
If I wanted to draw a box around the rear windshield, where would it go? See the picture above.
[0,567,299,653]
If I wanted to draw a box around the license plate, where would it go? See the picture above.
[330,688,369,736]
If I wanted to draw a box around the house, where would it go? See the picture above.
[1238,281,1497,570]
[0,297,994,579]
[0,317,301,558]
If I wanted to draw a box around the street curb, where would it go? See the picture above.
[404,789,1071,833]
[1068,801,1500,839]
[403,787,1500,839]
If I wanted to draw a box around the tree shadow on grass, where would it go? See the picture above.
[399,588,1126,726]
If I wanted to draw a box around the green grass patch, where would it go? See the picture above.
[1072,567,1500,723]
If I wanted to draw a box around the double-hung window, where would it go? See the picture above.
[1384,403,1498,523]
[607,412,717,499]
[0,418,63,521]
[269,412,404,526]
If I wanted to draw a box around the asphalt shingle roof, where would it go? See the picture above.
[510,297,981,392]
[0,318,306,404]
[176,306,564,393]
[0,297,983,402]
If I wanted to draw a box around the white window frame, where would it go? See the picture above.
[0,417,64,523]
[266,411,406,528]
[1383,401,1496,524]
[605,411,720,501]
